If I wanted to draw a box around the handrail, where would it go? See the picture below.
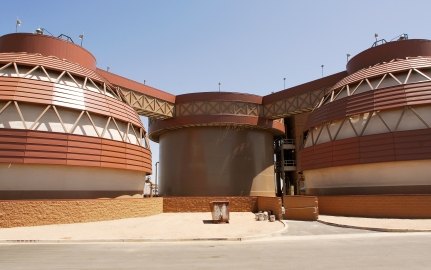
[275,160,296,167]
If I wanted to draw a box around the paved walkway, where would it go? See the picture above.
[0,212,285,242]
[319,215,431,232]
[1,213,431,243]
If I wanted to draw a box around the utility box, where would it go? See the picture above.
[209,201,230,223]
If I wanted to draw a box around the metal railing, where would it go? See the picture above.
[282,139,295,145]
[283,160,296,166]
[274,160,296,167]
[275,138,295,148]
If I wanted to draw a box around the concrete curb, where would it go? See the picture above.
[240,220,288,241]
[0,220,287,244]
[317,219,431,233]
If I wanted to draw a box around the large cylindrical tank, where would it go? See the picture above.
[0,33,151,199]
[300,39,431,195]
[149,92,285,196]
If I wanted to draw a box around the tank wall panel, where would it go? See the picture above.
[159,127,275,196]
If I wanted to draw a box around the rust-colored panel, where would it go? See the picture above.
[25,144,68,152]
[67,146,101,155]
[306,99,348,129]
[0,136,27,144]
[175,92,262,104]
[101,150,126,159]
[97,68,176,103]
[26,138,68,146]
[263,72,347,104]
[26,131,68,140]
[159,127,275,196]
[0,129,150,173]
[23,158,67,165]
[126,164,146,171]
[0,142,26,150]
[0,150,26,157]
[300,129,431,170]
[149,114,285,142]
[346,92,375,115]
[101,138,126,147]
[125,159,143,166]
[68,134,101,144]
[24,150,67,159]
[100,161,127,170]
[0,129,27,136]
[0,33,96,70]
[318,195,431,218]
[66,159,101,167]
[66,153,101,161]
[347,39,431,74]
[67,140,102,150]
[0,157,24,163]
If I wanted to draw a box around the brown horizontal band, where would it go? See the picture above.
[347,39,431,75]
[317,195,431,218]
[175,92,263,104]
[0,129,151,173]
[299,128,431,171]
[0,33,97,70]
[306,80,431,129]
[0,190,143,200]
[148,114,285,142]
[97,68,176,104]
[263,72,346,104]
[305,185,431,196]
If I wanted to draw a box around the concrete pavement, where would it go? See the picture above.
[318,215,431,232]
[0,212,285,242]
[2,233,431,270]
[0,212,431,243]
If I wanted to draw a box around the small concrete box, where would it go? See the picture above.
[209,201,230,223]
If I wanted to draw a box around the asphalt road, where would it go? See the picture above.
[1,231,431,269]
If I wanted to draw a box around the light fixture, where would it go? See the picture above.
[35,28,44,35]
[78,34,84,46]
[16,19,22,33]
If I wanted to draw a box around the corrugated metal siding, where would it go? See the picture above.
[300,129,431,170]
[0,129,151,172]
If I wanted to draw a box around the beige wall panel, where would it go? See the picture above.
[0,163,145,191]
[304,160,431,189]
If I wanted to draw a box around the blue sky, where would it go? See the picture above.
[1,0,431,178]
